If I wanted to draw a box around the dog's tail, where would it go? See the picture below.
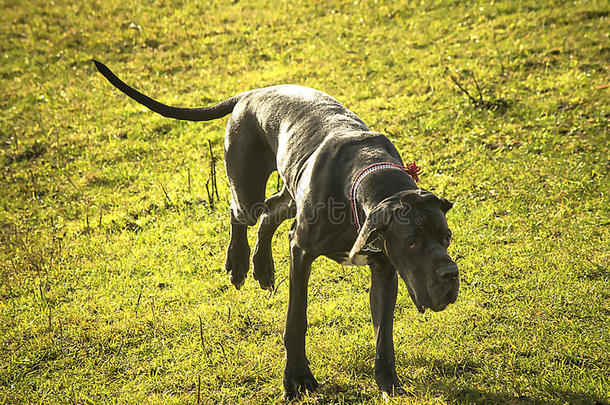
[92,60,240,122]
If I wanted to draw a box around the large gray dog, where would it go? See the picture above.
[93,60,459,399]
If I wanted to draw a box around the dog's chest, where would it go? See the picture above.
[326,252,370,266]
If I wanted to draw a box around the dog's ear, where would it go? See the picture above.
[439,197,453,213]
[349,201,392,260]
[408,189,452,213]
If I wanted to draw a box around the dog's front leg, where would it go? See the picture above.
[369,256,406,397]
[283,237,318,399]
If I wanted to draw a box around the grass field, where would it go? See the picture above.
[1,0,609,403]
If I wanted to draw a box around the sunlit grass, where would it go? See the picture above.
[1,0,608,403]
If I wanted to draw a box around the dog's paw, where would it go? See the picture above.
[252,247,275,291]
[381,386,407,402]
[375,357,405,401]
[225,242,250,289]
[283,364,319,400]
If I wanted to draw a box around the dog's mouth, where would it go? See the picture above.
[411,280,459,314]
[417,303,449,314]
[407,283,454,314]
[415,291,455,314]
[407,286,431,314]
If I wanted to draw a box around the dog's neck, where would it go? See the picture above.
[356,167,418,215]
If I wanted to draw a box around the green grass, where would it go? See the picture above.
[1,0,608,403]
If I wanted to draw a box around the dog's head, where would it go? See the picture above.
[349,189,459,313]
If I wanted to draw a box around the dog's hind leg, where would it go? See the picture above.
[252,186,296,291]
[223,115,276,289]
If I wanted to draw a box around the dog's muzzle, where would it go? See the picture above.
[431,263,459,311]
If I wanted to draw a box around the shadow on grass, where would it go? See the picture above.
[410,357,607,404]
[427,382,608,405]
[312,357,608,405]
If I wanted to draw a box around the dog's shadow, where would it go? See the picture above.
[308,357,608,405]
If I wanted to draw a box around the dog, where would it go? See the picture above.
[93,60,459,399]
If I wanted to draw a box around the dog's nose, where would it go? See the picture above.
[437,265,459,283]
